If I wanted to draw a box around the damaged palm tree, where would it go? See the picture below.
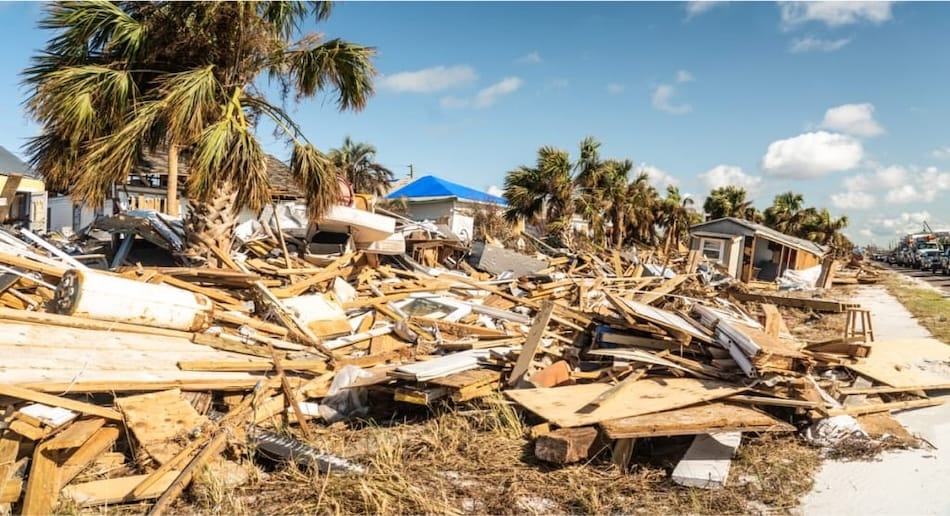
[22,1,376,267]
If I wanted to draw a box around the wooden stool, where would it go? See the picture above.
[843,308,875,343]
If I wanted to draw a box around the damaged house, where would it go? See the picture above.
[688,217,828,282]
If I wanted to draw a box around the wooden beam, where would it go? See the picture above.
[0,384,122,421]
[22,441,61,516]
[507,300,555,386]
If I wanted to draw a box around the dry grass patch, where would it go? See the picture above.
[881,274,950,343]
[169,397,821,515]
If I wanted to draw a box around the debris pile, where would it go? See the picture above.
[0,212,946,512]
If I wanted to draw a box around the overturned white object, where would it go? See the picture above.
[672,432,742,489]
[53,269,213,331]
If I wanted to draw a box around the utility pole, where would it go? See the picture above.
[406,163,415,179]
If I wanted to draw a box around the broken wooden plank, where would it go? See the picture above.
[62,471,180,507]
[60,426,121,485]
[508,300,555,386]
[115,389,207,465]
[0,384,121,421]
[22,441,61,516]
[601,402,794,439]
[44,418,106,450]
[506,378,744,428]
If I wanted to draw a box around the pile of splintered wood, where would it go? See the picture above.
[0,220,947,512]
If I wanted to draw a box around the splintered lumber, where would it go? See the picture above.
[0,384,121,421]
[62,471,181,507]
[601,403,794,439]
[506,378,745,428]
[535,427,600,464]
[671,432,742,489]
[147,431,228,516]
[391,347,513,382]
[760,303,784,337]
[427,368,503,401]
[508,300,555,386]
[60,427,121,484]
[728,394,826,409]
[845,338,950,390]
[827,398,944,417]
[727,290,859,313]
[177,359,327,373]
[22,440,61,516]
[637,274,690,305]
[612,438,636,472]
[44,418,106,450]
[115,389,207,465]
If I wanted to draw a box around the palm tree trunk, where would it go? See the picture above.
[166,143,179,216]
[184,179,240,268]
[612,209,625,248]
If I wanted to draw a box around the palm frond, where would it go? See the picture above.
[156,66,224,144]
[186,112,270,211]
[291,143,337,220]
[280,38,377,110]
[41,1,145,61]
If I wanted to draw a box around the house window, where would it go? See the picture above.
[700,238,725,263]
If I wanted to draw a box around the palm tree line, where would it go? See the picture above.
[23,1,376,266]
[504,137,851,252]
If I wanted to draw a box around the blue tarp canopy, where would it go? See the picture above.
[387,175,506,205]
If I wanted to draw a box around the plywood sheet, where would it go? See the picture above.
[505,378,744,428]
[601,402,794,439]
[115,389,206,465]
[846,338,950,389]
[0,322,261,391]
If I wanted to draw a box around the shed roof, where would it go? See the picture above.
[387,175,506,205]
[690,217,828,256]
[0,145,39,179]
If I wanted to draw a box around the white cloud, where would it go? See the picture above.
[697,165,764,194]
[652,70,694,114]
[830,190,876,210]
[843,165,908,192]
[652,85,691,114]
[606,83,625,95]
[675,70,694,83]
[487,185,505,198]
[636,164,680,190]
[820,103,884,137]
[789,35,852,53]
[378,65,477,93]
[516,51,541,64]
[544,78,570,91]
[474,77,523,108]
[779,1,893,28]
[761,131,864,178]
[867,211,931,236]
[841,164,950,205]
[685,1,724,19]
[932,146,950,160]
[441,77,523,110]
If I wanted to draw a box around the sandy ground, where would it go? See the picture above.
[799,286,950,515]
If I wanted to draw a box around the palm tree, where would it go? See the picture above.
[504,146,576,247]
[329,136,394,196]
[804,208,849,247]
[703,186,756,221]
[23,1,376,267]
[659,185,696,255]
[764,191,807,236]
[621,172,660,246]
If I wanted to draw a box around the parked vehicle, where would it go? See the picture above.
[918,249,943,273]
[940,248,950,275]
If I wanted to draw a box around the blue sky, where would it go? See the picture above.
[0,1,948,246]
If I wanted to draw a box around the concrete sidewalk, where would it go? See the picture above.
[799,286,950,515]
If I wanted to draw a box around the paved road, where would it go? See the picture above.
[874,260,950,297]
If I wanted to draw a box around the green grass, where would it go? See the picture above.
[882,274,950,344]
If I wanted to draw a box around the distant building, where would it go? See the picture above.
[0,145,47,232]
[386,175,506,240]
[689,217,828,282]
